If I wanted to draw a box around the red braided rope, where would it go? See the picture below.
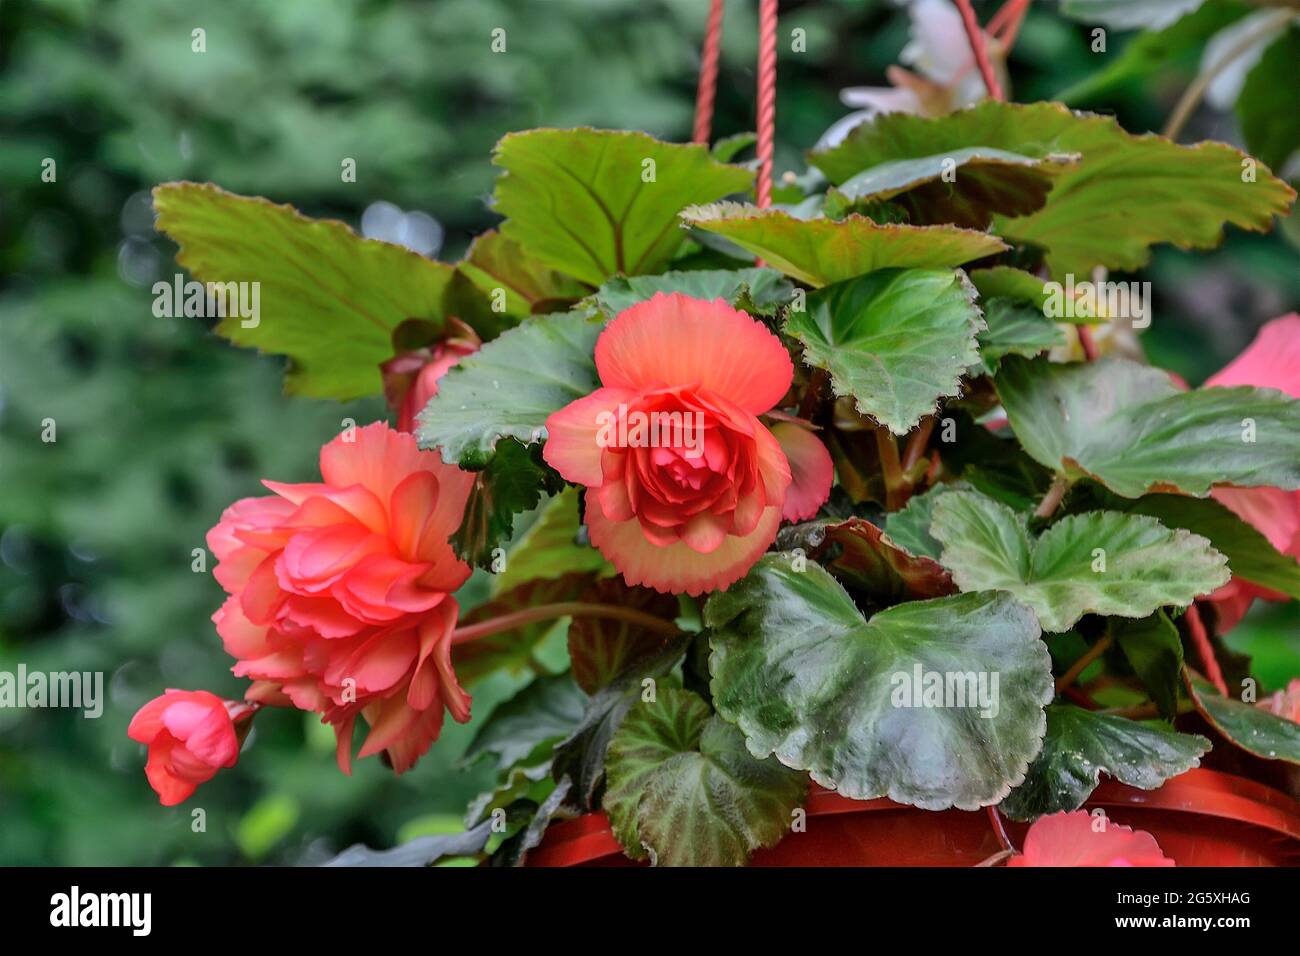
[953,0,1003,101]
[755,0,778,208]
[692,0,726,145]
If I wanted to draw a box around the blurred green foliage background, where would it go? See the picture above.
[1,0,1296,865]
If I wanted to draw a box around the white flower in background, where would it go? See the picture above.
[818,0,1008,150]
[1201,10,1297,110]
[361,200,443,257]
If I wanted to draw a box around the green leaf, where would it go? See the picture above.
[883,482,971,561]
[680,203,1008,287]
[1000,705,1210,820]
[977,298,1067,367]
[491,487,612,595]
[492,128,753,286]
[592,268,794,316]
[1115,612,1186,720]
[1060,0,1206,30]
[418,309,602,468]
[809,101,1295,279]
[487,776,574,867]
[152,182,457,399]
[461,673,588,773]
[458,230,589,318]
[776,516,956,605]
[568,578,681,694]
[706,557,1052,809]
[824,147,1080,229]
[450,438,564,569]
[930,490,1229,632]
[551,637,691,809]
[605,688,807,866]
[786,268,984,434]
[235,793,299,860]
[1186,674,1300,764]
[322,822,491,867]
[712,131,757,163]
[1122,494,1300,599]
[465,758,555,828]
[1239,28,1300,171]
[996,355,1300,497]
[968,266,1053,311]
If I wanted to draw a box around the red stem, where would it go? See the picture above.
[953,0,1004,101]
[693,0,726,145]
[755,0,778,208]
[1077,325,1099,362]
[1185,602,1229,696]
[450,602,682,645]
[987,806,1016,853]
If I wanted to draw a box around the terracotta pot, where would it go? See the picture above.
[526,768,1300,867]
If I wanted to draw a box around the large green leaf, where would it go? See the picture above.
[1239,28,1300,171]
[680,203,1007,287]
[976,298,1067,368]
[930,490,1229,632]
[706,558,1052,809]
[592,268,794,316]
[604,688,806,865]
[825,147,1080,229]
[883,482,972,561]
[1122,494,1300,598]
[786,269,984,434]
[1000,705,1210,820]
[810,101,1295,279]
[153,182,457,399]
[492,129,753,286]
[1187,674,1300,764]
[490,488,612,595]
[417,309,602,468]
[458,230,589,318]
[996,355,1300,497]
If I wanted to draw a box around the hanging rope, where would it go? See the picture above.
[755,0,779,208]
[953,0,1004,102]
[692,0,727,144]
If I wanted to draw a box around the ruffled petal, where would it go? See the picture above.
[770,422,835,521]
[543,387,636,487]
[595,293,793,413]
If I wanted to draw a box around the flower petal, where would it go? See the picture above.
[595,293,793,413]
[543,387,636,487]
[770,422,835,521]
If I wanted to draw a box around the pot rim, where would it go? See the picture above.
[527,767,1300,867]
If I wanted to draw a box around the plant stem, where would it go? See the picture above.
[451,602,681,645]
[875,426,906,510]
[1077,324,1099,362]
[954,0,1004,101]
[901,417,936,473]
[986,806,1016,853]
[1056,634,1113,695]
[1034,476,1068,518]
[1184,602,1229,695]
[1162,9,1292,140]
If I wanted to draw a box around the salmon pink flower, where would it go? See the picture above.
[1007,811,1174,867]
[128,690,254,806]
[1203,314,1300,632]
[207,421,475,773]
[381,327,480,432]
[1258,678,1300,723]
[543,293,832,596]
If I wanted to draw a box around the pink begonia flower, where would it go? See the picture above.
[381,326,480,433]
[543,293,833,596]
[128,690,253,806]
[207,422,475,774]
[1008,811,1175,867]
[1259,678,1300,723]
[1203,314,1300,632]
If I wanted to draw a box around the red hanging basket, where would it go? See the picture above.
[525,768,1300,867]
